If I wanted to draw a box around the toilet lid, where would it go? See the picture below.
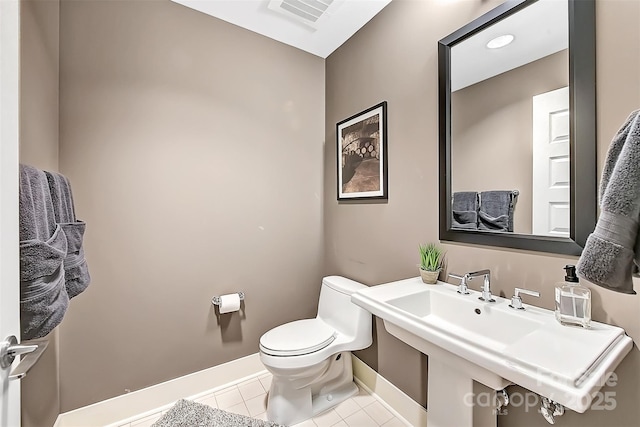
[260,319,336,356]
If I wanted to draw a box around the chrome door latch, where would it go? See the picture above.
[1,335,48,380]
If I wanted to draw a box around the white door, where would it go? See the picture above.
[532,86,570,237]
[1,0,22,425]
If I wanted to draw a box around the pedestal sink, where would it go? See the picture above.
[351,277,632,427]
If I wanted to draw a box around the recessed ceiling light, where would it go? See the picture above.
[486,34,515,49]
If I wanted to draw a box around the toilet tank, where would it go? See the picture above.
[317,276,372,349]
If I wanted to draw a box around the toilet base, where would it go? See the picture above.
[266,352,358,426]
[311,380,358,418]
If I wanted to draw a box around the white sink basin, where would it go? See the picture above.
[351,277,633,414]
[386,288,543,351]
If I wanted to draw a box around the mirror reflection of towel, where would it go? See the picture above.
[452,191,478,230]
[478,191,518,232]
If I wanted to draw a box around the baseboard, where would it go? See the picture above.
[54,353,426,427]
[54,353,267,427]
[352,356,428,427]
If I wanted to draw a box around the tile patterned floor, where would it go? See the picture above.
[117,372,411,427]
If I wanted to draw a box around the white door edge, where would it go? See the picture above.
[1,0,22,425]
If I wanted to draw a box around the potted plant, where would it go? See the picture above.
[419,243,444,284]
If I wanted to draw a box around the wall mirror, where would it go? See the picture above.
[438,0,596,256]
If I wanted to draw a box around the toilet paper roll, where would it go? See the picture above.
[218,293,241,314]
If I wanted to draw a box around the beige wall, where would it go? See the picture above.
[452,50,568,234]
[18,0,640,424]
[19,1,61,427]
[20,0,59,172]
[325,0,640,426]
[57,0,325,411]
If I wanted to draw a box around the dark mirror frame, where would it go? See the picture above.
[438,0,596,256]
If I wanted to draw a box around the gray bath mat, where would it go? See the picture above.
[151,399,283,427]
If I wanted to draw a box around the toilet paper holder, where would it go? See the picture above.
[211,292,245,306]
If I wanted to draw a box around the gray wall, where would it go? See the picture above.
[325,0,640,426]
[57,0,325,411]
[19,1,61,427]
[19,0,640,425]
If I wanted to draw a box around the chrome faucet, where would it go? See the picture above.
[509,287,540,310]
[465,269,494,302]
[447,272,470,295]
[448,269,493,301]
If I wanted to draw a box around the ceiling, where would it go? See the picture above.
[171,0,393,58]
[451,0,568,91]
[170,0,567,86]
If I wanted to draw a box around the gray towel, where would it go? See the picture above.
[45,171,76,222]
[452,191,478,230]
[478,190,518,232]
[576,110,640,294]
[19,164,69,340]
[45,171,91,299]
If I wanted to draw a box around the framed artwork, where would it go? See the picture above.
[336,101,388,200]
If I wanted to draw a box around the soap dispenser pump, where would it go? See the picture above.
[554,265,591,328]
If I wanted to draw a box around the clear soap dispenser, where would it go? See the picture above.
[554,265,591,328]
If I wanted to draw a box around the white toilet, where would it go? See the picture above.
[259,276,372,426]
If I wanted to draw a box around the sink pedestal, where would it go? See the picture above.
[385,321,505,427]
[428,359,475,427]
[428,359,502,427]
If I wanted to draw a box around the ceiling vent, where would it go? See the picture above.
[267,0,340,30]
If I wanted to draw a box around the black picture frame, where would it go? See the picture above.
[336,101,388,201]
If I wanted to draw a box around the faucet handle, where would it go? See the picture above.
[478,275,495,302]
[448,273,470,295]
[509,287,540,310]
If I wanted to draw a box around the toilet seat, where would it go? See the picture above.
[260,319,336,356]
